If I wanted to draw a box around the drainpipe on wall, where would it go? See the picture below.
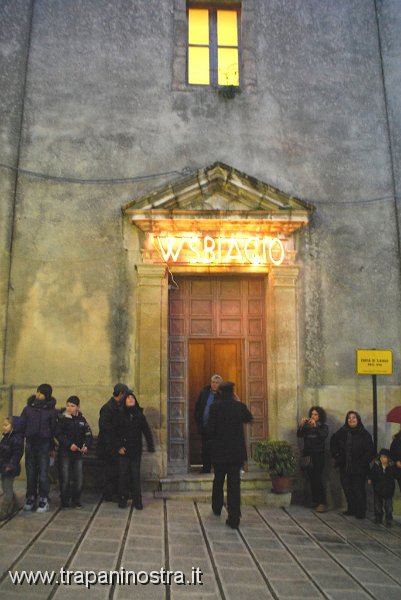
[2,1,35,385]
[374,0,401,280]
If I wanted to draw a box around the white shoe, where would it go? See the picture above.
[23,497,35,511]
[36,498,49,513]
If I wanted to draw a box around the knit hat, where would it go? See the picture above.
[66,395,80,407]
[37,383,53,402]
[378,448,390,458]
[113,383,128,397]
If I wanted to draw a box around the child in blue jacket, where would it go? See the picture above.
[0,416,24,520]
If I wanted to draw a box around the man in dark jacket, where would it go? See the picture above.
[97,383,128,500]
[56,396,93,508]
[20,383,58,512]
[206,381,253,529]
[194,374,223,473]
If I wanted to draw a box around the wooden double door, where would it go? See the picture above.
[168,276,267,473]
[188,338,243,464]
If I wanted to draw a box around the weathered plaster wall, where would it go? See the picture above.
[0,1,33,416]
[0,0,400,447]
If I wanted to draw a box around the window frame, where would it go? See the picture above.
[187,4,241,88]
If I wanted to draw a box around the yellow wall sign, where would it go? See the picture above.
[356,349,393,375]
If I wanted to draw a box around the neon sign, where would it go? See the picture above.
[153,235,285,266]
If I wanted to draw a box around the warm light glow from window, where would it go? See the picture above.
[188,47,210,85]
[217,10,238,46]
[188,9,209,45]
[217,10,239,85]
[188,7,239,87]
[188,9,210,85]
[218,48,239,85]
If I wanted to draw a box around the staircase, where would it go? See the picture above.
[154,467,292,507]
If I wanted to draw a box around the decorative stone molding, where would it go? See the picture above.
[267,266,300,440]
[123,163,313,271]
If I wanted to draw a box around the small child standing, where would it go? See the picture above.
[0,417,24,520]
[56,396,93,508]
[368,448,396,527]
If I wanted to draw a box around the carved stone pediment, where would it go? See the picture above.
[123,162,314,236]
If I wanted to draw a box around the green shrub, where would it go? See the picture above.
[254,440,296,477]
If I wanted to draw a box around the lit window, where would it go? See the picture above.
[188,7,240,87]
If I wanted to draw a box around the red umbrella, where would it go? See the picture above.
[386,406,401,424]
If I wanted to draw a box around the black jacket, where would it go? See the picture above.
[56,410,93,453]
[330,423,375,476]
[0,417,24,477]
[369,461,396,498]
[114,405,154,458]
[205,397,252,464]
[297,422,328,455]
[20,395,58,444]
[97,397,121,458]
[390,432,401,480]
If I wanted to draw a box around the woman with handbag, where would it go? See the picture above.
[297,406,329,513]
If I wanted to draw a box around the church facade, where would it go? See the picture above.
[1,0,401,482]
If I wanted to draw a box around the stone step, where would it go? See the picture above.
[154,488,291,507]
[155,470,292,506]
[159,471,270,493]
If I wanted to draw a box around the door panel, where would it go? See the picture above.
[188,338,242,465]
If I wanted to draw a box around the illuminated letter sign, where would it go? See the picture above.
[157,237,185,262]
[154,235,285,266]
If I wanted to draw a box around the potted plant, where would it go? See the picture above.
[254,439,296,493]
[218,85,241,99]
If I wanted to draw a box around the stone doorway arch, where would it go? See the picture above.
[123,163,314,477]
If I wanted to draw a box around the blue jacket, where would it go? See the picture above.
[0,416,25,477]
[20,395,58,443]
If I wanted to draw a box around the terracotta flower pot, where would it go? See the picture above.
[271,475,291,494]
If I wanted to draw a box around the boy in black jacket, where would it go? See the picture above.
[56,396,93,508]
[368,448,396,526]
